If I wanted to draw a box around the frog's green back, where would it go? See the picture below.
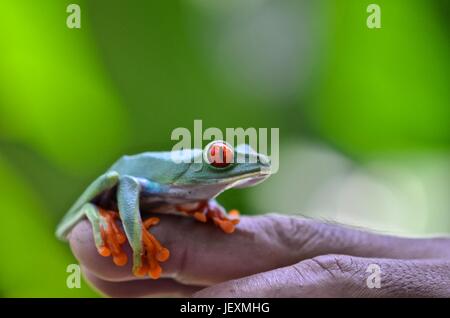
[57,146,270,239]
[108,151,194,185]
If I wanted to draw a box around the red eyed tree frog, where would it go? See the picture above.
[56,141,271,279]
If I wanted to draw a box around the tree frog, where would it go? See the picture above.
[56,141,271,279]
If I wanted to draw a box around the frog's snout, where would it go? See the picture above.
[257,153,271,168]
[254,153,271,177]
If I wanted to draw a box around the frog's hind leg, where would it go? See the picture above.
[56,171,120,239]
[116,176,169,279]
[83,203,128,266]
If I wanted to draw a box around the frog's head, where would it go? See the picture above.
[172,141,271,200]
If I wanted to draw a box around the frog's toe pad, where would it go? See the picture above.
[193,211,207,223]
[213,217,239,234]
[97,209,128,266]
[135,217,170,279]
[212,209,240,234]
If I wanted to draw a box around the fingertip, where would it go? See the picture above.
[69,220,136,282]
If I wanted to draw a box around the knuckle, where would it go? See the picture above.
[308,254,356,279]
[291,255,359,297]
[267,214,319,253]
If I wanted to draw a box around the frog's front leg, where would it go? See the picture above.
[176,200,240,234]
[117,176,170,279]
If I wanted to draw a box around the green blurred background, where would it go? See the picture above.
[0,0,448,297]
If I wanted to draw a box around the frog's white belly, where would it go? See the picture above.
[139,195,209,215]
[139,195,224,217]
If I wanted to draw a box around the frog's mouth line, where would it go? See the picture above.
[178,166,271,186]
[225,169,272,189]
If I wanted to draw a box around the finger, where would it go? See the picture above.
[70,219,137,282]
[82,267,202,297]
[294,217,450,260]
[193,255,450,297]
[70,215,306,285]
[70,214,450,286]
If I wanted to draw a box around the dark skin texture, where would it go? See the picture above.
[69,214,450,297]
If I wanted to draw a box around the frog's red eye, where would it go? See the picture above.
[206,142,234,168]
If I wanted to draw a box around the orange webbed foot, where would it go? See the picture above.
[97,209,128,266]
[134,217,170,279]
[200,202,240,234]
[176,201,241,233]
[212,213,240,234]
[193,211,207,223]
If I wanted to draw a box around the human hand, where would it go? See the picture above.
[69,214,450,297]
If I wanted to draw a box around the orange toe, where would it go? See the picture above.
[213,217,236,234]
[98,246,111,257]
[156,248,170,262]
[148,262,162,279]
[231,218,240,225]
[134,264,148,277]
[193,212,207,223]
[143,217,160,228]
[113,253,128,266]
